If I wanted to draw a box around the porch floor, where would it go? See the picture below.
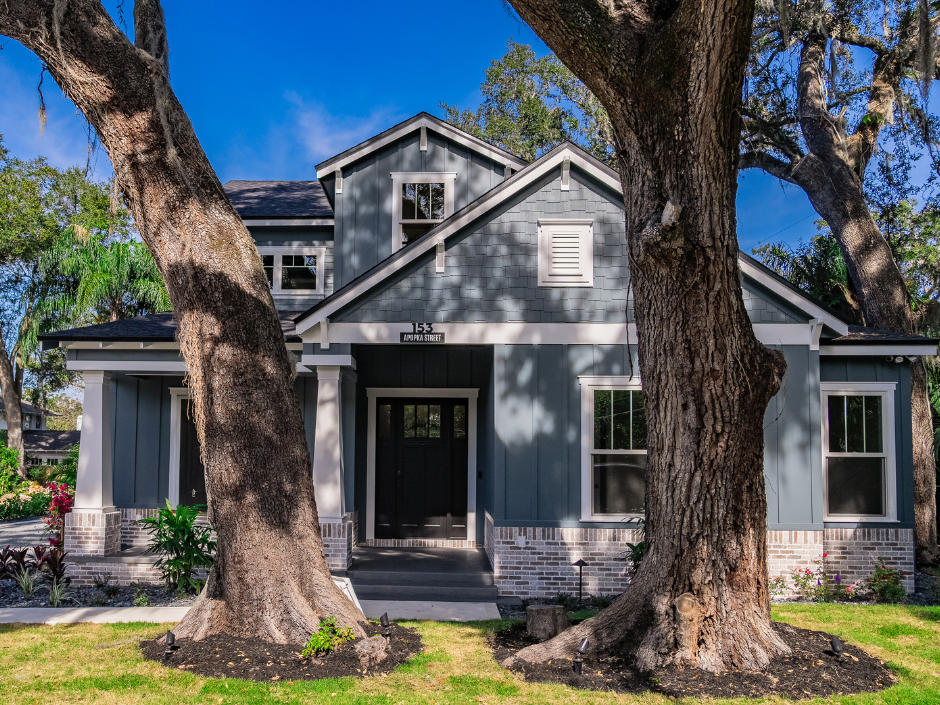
[345,547,498,602]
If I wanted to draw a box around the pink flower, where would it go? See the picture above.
[822,553,828,558]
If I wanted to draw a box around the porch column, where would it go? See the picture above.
[312,365,344,519]
[66,371,121,556]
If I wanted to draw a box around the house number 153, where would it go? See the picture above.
[411,323,434,333]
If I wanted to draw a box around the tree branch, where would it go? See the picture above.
[134,0,170,80]
[739,151,797,184]
[831,28,887,55]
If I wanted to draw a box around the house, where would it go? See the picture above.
[0,400,76,466]
[41,113,934,594]
[0,399,52,432]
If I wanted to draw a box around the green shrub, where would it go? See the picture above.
[301,617,354,657]
[0,484,52,521]
[790,553,858,602]
[135,499,215,593]
[865,557,908,603]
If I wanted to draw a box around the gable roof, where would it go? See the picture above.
[314,112,529,179]
[223,181,333,219]
[294,141,849,337]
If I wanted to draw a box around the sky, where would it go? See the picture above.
[0,1,836,253]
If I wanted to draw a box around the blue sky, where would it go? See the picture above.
[0,0,827,252]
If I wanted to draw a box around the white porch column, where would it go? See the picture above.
[66,371,121,556]
[312,365,345,519]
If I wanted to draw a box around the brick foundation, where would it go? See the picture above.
[359,538,477,548]
[484,510,495,568]
[64,509,122,557]
[321,512,356,572]
[120,508,161,548]
[66,559,164,586]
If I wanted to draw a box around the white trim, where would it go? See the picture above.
[820,383,897,522]
[241,218,334,227]
[738,259,849,335]
[435,242,445,273]
[365,387,479,543]
[295,145,619,334]
[537,219,594,287]
[257,246,327,297]
[168,387,191,509]
[579,378,646,522]
[820,344,938,356]
[67,360,187,372]
[315,114,528,178]
[419,125,428,151]
[300,354,356,368]
[61,341,303,352]
[810,318,824,351]
[561,157,570,190]
[335,169,343,194]
[391,173,456,253]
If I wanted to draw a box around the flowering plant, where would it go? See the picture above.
[864,558,907,603]
[789,553,859,602]
[43,483,75,544]
[0,483,51,521]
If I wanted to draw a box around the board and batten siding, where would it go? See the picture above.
[109,373,321,510]
[334,130,507,288]
[820,356,915,526]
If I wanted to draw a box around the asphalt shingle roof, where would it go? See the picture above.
[223,181,333,219]
[39,312,302,343]
[827,326,938,345]
[24,430,80,453]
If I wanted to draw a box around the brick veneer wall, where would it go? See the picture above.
[120,508,161,548]
[321,512,356,572]
[66,559,163,586]
[492,525,916,598]
[64,509,122,557]
[484,510,495,568]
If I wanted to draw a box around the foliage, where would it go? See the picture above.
[0,546,29,581]
[865,557,909,603]
[554,592,579,611]
[0,483,51,521]
[301,617,355,657]
[43,394,82,431]
[0,445,20,496]
[441,40,614,165]
[47,577,73,607]
[786,553,858,602]
[12,566,40,596]
[42,482,75,540]
[134,590,152,607]
[622,519,648,577]
[36,545,69,585]
[136,499,215,593]
[769,575,789,598]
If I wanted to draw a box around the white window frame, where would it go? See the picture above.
[579,376,645,522]
[820,382,897,522]
[256,246,326,297]
[390,172,456,252]
[537,218,594,287]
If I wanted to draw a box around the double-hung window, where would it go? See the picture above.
[390,173,456,251]
[821,383,896,521]
[257,247,326,297]
[580,378,647,521]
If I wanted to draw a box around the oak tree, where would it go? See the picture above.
[0,1,365,642]
[505,0,789,672]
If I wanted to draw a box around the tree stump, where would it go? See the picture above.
[526,605,570,641]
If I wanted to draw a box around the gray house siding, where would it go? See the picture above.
[742,279,809,324]
[335,171,630,324]
[334,130,507,288]
[248,226,335,311]
[351,344,494,541]
[820,357,915,527]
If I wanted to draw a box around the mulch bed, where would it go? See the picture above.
[492,620,896,699]
[140,623,421,682]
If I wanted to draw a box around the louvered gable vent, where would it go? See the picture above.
[537,218,594,287]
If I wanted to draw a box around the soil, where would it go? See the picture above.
[140,623,422,682]
[492,620,895,698]
[0,577,196,608]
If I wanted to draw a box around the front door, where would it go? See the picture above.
[179,398,207,507]
[375,398,469,539]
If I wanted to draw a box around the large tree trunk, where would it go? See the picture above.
[792,29,940,565]
[506,0,789,673]
[0,331,28,479]
[0,0,365,641]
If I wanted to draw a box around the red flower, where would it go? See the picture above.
[822,553,828,558]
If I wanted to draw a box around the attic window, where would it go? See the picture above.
[537,219,594,287]
[256,247,326,296]
[391,172,456,252]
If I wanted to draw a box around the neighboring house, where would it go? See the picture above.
[0,400,74,465]
[41,113,934,593]
[0,399,52,432]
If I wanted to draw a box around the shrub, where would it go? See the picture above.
[555,592,579,611]
[790,553,858,602]
[43,483,74,543]
[621,519,647,577]
[0,484,52,521]
[136,499,215,593]
[134,591,152,607]
[13,566,41,596]
[769,575,789,598]
[47,578,73,607]
[36,546,69,585]
[865,558,908,603]
[302,617,354,657]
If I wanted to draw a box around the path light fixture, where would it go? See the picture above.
[572,559,588,606]
[573,638,589,675]
[830,635,844,660]
[164,630,176,658]
[380,612,391,639]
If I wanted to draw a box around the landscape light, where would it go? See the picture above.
[572,559,588,606]
[830,635,844,659]
[164,630,176,657]
[380,612,390,638]
[573,638,589,675]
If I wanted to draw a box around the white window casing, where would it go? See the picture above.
[820,382,897,522]
[538,219,594,287]
[390,172,456,253]
[579,376,645,522]
[256,246,326,297]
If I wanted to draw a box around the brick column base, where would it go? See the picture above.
[65,509,122,556]
[321,512,356,572]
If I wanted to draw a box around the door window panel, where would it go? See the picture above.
[403,405,416,438]
[429,405,441,438]
[454,405,466,438]
[416,405,429,438]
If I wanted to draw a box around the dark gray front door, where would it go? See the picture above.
[179,399,207,507]
[375,398,468,539]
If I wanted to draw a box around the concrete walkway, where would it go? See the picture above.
[0,517,48,548]
[0,601,500,625]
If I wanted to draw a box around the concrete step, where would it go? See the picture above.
[346,570,495,587]
[349,584,500,602]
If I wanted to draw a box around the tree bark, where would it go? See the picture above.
[789,28,940,566]
[507,0,789,673]
[0,329,28,479]
[0,0,365,641]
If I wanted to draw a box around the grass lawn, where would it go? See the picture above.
[1,605,938,704]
